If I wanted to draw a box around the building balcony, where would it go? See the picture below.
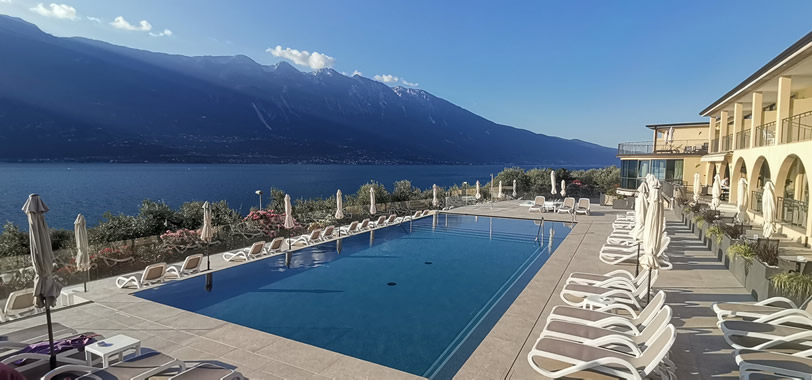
[617,139,709,157]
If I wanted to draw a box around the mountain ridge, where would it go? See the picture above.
[0,15,617,165]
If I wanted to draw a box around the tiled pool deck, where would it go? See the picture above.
[2,202,749,379]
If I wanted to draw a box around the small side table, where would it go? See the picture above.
[85,334,141,368]
[583,295,614,310]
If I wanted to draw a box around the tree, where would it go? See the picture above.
[0,222,29,257]
[355,181,389,208]
[392,180,421,201]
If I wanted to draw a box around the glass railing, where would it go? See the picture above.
[782,110,812,144]
[710,138,719,153]
[736,130,751,149]
[778,197,808,229]
[754,122,776,147]
[617,140,708,156]
[720,134,733,151]
[751,190,764,213]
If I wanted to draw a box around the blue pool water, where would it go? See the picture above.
[135,214,572,378]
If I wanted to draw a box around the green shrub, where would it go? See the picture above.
[0,222,29,258]
[707,224,724,244]
[771,272,812,300]
[727,241,755,264]
[693,215,704,228]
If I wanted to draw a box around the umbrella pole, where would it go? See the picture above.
[84,271,88,293]
[206,242,211,271]
[44,301,56,369]
[635,243,640,277]
[647,267,652,305]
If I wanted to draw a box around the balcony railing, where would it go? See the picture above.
[710,138,719,153]
[782,110,812,144]
[778,197,808,229]
[736,130,751,149]
[754,122,776,147]
[720,134,732,151]
[617,139,709,156]
[751,190,763,213]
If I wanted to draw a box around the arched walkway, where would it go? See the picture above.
[749,156,770,212]
[775,154,809,230]
[731,157,748,204]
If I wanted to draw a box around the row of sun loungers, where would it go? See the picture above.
[598,213,673,270]
[712,295,812,378]
[115,253,203,289]
[528,196,591,215]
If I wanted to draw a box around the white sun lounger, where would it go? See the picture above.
[574,198,590,215]
[115,263,167,289]
[600,236,671,267]
[170,363,245,380]
[540,305,672,348]
[557,197,575,214]
[396,211,422,223]
[720,319,812,354]
[223,241,266,262]
[321,225,335,240]
[547,291,667,335]
[339,220,359,234]
[527,325,676,379]
[566,269,648,288]
[265,237,285,255]
[369,216,387,228]
[529,196,545,213]
[165,254,203,279]
[1,289,37,321]
[713,296,812,324]
[288,229,323,246]
[559,271,657,310]
[41,351,186,380]
[736,349,812,380]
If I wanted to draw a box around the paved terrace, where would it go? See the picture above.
[0,202,752,379]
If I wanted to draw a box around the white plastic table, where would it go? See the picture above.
[85,334,141,367]
[543,201,561,212]
[583,295,613,310]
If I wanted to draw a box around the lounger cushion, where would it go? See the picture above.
[551,306,630,324]
[545,321,628,342]
[532,337,640,376]
[737,349,812,375]
[530,355,625,380]
[715,302,786,317]
[172,364,234,379]
[1,323,74,344]
[79,352,178,379]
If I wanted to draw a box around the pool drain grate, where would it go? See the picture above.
[387,282,397,286]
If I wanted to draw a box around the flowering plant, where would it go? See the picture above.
[160,228,203,254]
[244,210,296,237]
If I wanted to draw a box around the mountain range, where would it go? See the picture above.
[0,15,617,165]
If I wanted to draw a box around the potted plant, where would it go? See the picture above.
[726,241,755,286]
[748,242,783,301]
[770,272,812,305]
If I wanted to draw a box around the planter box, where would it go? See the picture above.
[727,254,748,286]
[747,259,783,301]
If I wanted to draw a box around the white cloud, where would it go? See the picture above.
[30,3,78,20]
[0,0,13,4]
[374,73,418,87]
[110,16,152,31]
[266,45,335,70]
[149,28,173,37]
[351,70,363,77]
[373,74,399,83]
[86,16,101,22]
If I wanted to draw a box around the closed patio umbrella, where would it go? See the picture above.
[512,179,517,198]
[200,201,214,271]
[475,181,481,200]
[736,179,750,224]
[642,182,664,303]
[762,181,777,238]
[369,187,377,214]
[432,184,438,207]
[498,181,503,199]
[560,180,566,197]
[23,194,62,369]
[668,127,675,143]
[632,181,649,242]
[693,173,701,203]
[74,214,90,292]
[284,194,294,249]
[550,170,557,195]
[335,190,344,220]
[711,174,721,210]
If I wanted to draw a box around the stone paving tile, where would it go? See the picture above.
[259,358,319,379]
[184,336,237,357]
[318,356,422,380]
[257,339,343,373]
[201,324,281,353]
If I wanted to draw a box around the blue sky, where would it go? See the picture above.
[2,0,812,147]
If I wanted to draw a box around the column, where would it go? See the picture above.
[708,117,715,152]
[775,76,792,144]
[719,110,729,151]
[751,92,763,147]
[733,103,743,149]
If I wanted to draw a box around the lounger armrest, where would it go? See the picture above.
[595,303,641,319]
[527,350,639,379]
[41,364,97,380]
[754,297,799,309]
[602,270,634,279]
[589,336,642,355]
[752,309,812,325]
[594,278,638,291]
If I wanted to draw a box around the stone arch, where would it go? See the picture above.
[730,157,748,203]
[775,155,809,223]
[749,156,771,212]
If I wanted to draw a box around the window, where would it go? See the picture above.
[620,159,685,189]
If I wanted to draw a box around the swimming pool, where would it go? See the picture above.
[136,214,571,378]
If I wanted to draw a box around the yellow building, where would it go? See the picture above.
[617,122,709,191]
[700,30,812,244]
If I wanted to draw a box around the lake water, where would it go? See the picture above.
[1,163,594,229]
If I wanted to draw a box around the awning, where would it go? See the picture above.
[701,153,728,162]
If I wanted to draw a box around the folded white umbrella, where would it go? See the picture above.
[668,126,675,143]
[632,181,649,242]
[23,194,62,369]
[550,170,557,195]
[560,180,566,197]
[74,214,91,272]
[762,181,777,238]
[284,194,294,229]
[693,172,701,203]
[335,190,344,219]
[200,202,214,243]
[369,187,377,214]
[432,184,438,207]
[475,180,481,200]
[736,179,749,224]
[498,181,503,199]
[512,179,517,197]
[641,182,664,300]
[711,174,721,210]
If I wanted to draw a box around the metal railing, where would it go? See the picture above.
[754,122,776,147]
[617,139,708,156]
[736,130,751,149]
[782,110,812,144]
[710,138,719,153]
[751,190,763,213]
[778,197,808,229]
[720,134,732,151]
